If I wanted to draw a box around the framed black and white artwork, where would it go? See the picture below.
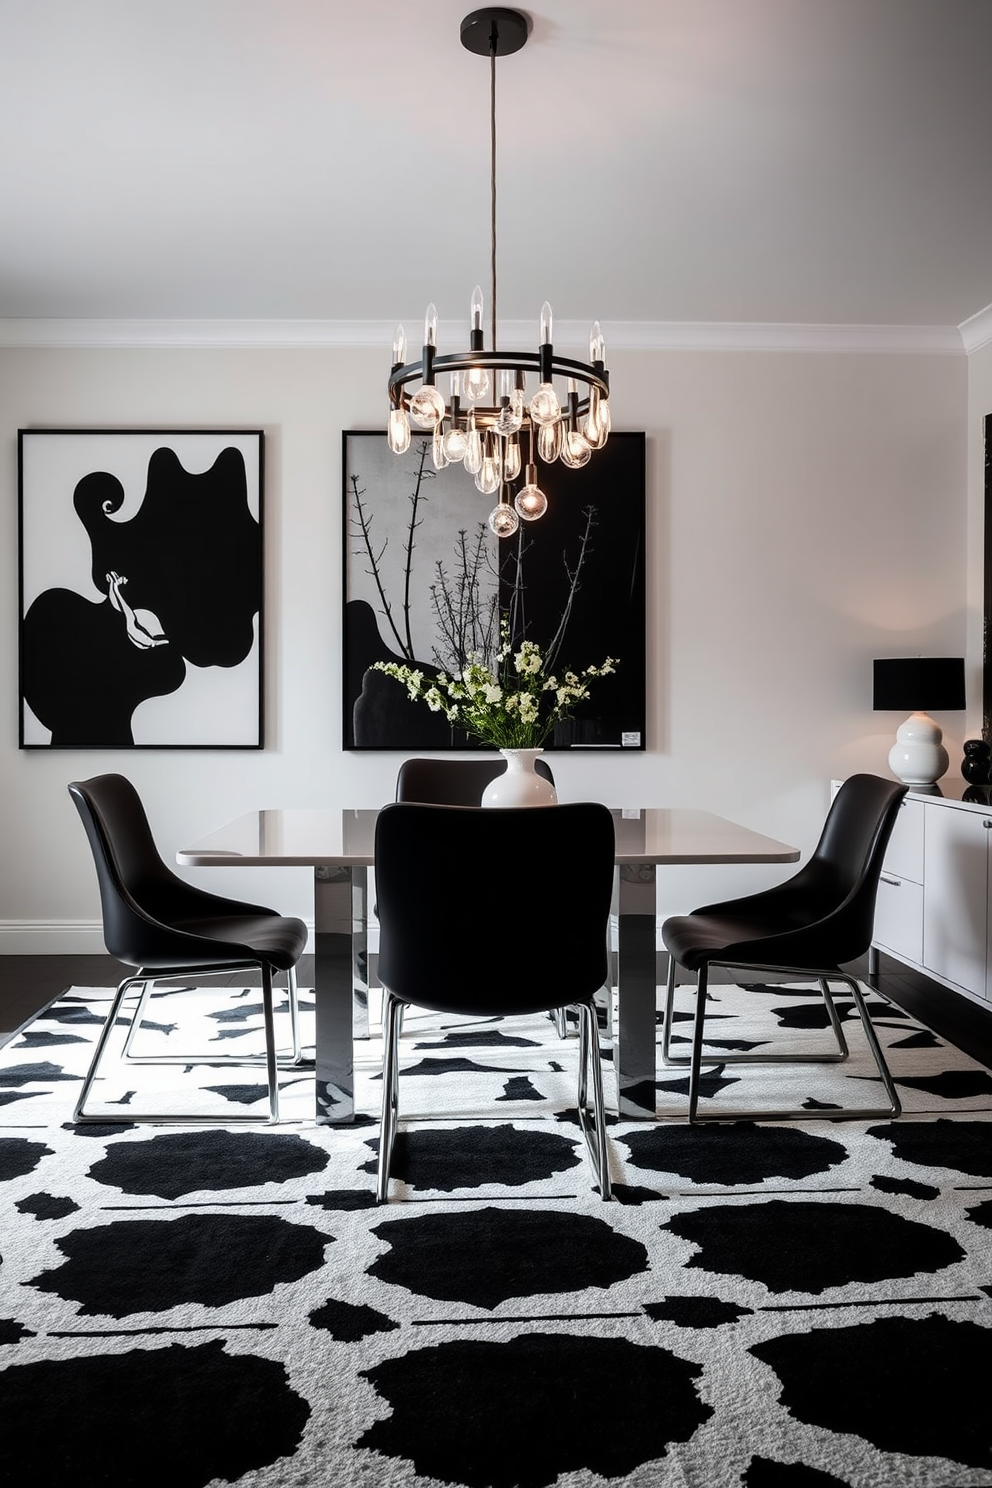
[19,429,264,748]
[342,428,646,751]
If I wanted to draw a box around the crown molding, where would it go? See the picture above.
[0,316,967,354]
[959,302,992,355]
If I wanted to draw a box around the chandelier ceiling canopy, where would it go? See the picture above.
[386,7,612,538]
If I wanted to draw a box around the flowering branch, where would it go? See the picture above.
[372,616,617,750]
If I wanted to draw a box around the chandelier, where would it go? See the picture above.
[386,6,611,538]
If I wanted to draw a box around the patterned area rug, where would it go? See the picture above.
[3,979,992,1488]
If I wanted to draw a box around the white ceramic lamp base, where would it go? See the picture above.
[887,711,949,787]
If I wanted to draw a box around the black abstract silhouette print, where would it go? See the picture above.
[20,434,263,748]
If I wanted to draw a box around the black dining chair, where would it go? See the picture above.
[373,801,615,1202]
[68,773,308,1124]
[660,773,907,1123]
[393,756,572,1035]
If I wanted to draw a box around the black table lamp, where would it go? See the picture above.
[873,657,965,785]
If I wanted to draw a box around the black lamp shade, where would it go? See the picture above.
[873,657,965,712]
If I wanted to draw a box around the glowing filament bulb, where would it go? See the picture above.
[560,429,591,468]
[514,464,547,521]
[392,324,407,366]
[502,437,521,481]
[464,411,483,474]
[387,406,411,454]
[463,362,491,401]
[432,422,449,469]
[424,302,437,347]
[442,423,468,462]
[537,420,563,463]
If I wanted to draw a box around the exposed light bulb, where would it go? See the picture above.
[530,382,561,426]
[488,501,520,538]
[463,363,491,401]
[464,411,483,475]
[514,464,547,521]
[476,455,501,495]
[582,386,609,449]
[409,384,446,429]
[463,284,490,401]
[589,320,606,364]
[432,422,449,469]
[387,406,411,454]
[540,301,554,345]
[537,420,563,463]
[442,424,468,462]
[392,324,407,366]
[496,369,523,435]
[560,429,592,468]
[424,302,437,347]
[503,437,521,481]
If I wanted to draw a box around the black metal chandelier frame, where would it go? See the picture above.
[386,6,610,439]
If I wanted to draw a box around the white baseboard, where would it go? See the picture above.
[0,921,109,954]
[0,921,319,955]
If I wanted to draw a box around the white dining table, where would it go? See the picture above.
[177,806,799,1123]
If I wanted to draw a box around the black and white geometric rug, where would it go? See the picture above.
[3,979,992,1488]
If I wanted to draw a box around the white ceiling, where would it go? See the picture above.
[3,0,992,343]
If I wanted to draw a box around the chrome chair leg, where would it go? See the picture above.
[287,964,303,1064]
[664,960,850,1068]
[261,964,279,1123]
[75,959,293,1125]
[677,960,901,1124]
[122,965,304,1069]
[576,999,612,1200]
[377,989,403,1203]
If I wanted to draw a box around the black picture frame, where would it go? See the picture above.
[985,413,992,743]
[342,429,646,751]
[19,429,264,749]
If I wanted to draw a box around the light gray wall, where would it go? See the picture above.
[0,342,971,949]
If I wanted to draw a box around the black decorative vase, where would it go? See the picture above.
[961,738,991,785]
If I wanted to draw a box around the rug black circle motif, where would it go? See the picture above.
[359,1331,711,1488]
[752,1313,992,1469]
[0,1339,309,1488]
[868,1118,992,1179]
[361,1122,581,1193]
[85,1128,329,1199]
[28,1212,333,1316]
[665,1198,965,1294]
[620,1122,848,1186]
[369,1206,649,1310]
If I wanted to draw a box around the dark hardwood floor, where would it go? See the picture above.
[3,950,992,1069]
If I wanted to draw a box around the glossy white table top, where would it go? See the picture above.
[177,807,799,869]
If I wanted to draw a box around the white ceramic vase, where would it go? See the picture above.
[481,748,558,808]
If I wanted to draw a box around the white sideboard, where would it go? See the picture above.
[870,779,992,1008]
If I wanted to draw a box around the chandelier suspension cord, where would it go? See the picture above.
[489,21,498,352]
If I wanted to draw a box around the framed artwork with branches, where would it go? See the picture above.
[342,429,646,751]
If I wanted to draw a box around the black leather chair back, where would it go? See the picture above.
[395,756,554,806]
[68,773,278,970]
[676,773,908,970]
[375,801,613,1016]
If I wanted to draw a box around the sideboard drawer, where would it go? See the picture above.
[881,798,925,884]
[873,872,924,964]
